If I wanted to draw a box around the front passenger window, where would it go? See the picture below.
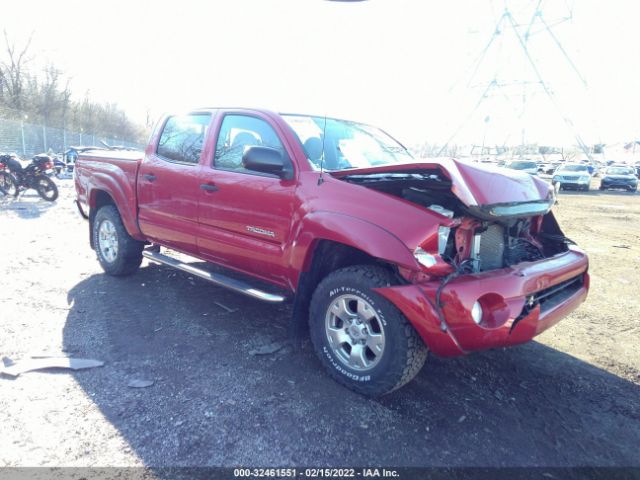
[214,115,288,172]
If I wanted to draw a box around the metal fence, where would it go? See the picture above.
[0,118,144,158]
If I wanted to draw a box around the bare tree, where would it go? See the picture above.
[0,30,33,111]
[0,31,147,143]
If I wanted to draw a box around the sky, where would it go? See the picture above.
[2,0,639,148]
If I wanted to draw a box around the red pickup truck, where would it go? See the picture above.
[74,108,589,396]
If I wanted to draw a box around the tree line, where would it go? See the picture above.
[0,31,146,143]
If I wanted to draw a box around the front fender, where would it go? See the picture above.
[288,210,419,286]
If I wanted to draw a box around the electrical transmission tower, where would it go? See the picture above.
[440,0,592,159]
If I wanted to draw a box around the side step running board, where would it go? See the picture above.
[142,250,287,304]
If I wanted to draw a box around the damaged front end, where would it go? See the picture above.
[334,159,589,356]
[336,160,571,277]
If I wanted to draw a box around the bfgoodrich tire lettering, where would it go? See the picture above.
[309,265,428,396]
[93,205,143,276]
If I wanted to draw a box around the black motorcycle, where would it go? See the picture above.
[0,153,59,201]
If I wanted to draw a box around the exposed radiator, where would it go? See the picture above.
[476,224,505,271]
[472,223,545,272]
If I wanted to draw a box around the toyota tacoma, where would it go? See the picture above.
[74,108,589,396]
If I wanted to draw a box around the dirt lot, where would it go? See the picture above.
[0,179,638,468]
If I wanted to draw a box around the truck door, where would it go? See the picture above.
[137,113,212,254]
[196,113,297,287]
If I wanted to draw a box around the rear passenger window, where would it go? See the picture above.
[214,115,288,172]
[157,114,211,164]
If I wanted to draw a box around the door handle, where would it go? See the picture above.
[144,173,157,182]
[200,183,219,192]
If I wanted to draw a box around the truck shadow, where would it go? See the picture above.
[63,264,640,468]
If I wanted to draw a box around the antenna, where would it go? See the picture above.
[317,114,328,185]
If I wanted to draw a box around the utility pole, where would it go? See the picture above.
[21,115,27,157]
[441,1,590,159]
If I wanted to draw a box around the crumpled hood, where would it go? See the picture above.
[330,158,553,207]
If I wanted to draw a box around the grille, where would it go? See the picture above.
[477,224,505,271]
[535,275,584,313]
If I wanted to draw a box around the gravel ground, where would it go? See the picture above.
[0,179,638,468]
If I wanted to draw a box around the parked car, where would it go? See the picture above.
[504,159,538,175]
[536,162,548,174]
[74,108,589,396]
[599,165,638,192]
[547,162,565,174]
[552,164,592,191]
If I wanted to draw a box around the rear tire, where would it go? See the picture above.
[309,265,428,396]
[36,176,58,201]
[93,205,144,276]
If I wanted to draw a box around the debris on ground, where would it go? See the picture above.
[0,356,104,377]
[612,244,631,249]
[248,341,287,356]
[214,302,238,313]
[127,379,154,388]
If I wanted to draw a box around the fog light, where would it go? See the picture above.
[471,301,483,324]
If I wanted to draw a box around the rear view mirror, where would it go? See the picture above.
[242,146,290,179]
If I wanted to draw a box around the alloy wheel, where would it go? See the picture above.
[325,294,386,371]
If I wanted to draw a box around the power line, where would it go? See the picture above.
[442,0,591,156]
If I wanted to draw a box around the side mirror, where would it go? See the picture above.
[242,146,289,178]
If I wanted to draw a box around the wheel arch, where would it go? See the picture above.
[289,211,418,339]
[87,175,144,249]
[88,187,143,249]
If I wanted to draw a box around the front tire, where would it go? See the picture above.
[93,205,144,276]
[309,265,428,396]
[0,171,18,197]
[35,176,58,201]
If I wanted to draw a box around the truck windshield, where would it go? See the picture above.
[283,114,413,171]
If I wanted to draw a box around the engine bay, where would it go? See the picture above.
[340,171,572,273]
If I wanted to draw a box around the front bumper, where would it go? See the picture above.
[558,183,589,189]
[600,179,637,189]
[554,180,590,189]
[375,246,589,356]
